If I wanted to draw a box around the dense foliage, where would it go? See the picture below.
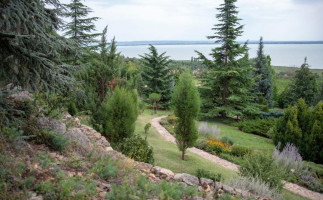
[0,0,76,91]
[196,0,261,119]
[104,87,138,144]
[239,153,285,190]
[278,59,318,108]
[273,99,323,163]
[254,37,274,107]
[141,45,173,108]
[172,72,200,160]
[234,118,278,138]
[119,135,154,164]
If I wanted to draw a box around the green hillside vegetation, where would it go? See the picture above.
[1,0,322,199]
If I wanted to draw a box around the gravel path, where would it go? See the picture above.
[151,115,323,200]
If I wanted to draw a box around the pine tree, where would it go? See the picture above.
[172,72,200,160]
[0,0,76,91]
[141,45,173,108]
[196,0,260,118]
[254,37,274,107]
[63,0,100,48]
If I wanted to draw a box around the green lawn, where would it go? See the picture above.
[197,121,275,154]
[135,109,237,180]
[135,110,310,200]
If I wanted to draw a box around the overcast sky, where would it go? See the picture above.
[60,0,323,41]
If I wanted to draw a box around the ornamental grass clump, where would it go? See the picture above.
[226,176,283,200]
[272,143,303,173]
[198,122,220,139]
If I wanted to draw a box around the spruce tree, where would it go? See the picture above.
[172,72,200,160]
[0,0,76,91]
[290,58,318,105]
[63,0,100,48]
[254,37,274,107]
[141,45,173,108]
[196,0,260,118]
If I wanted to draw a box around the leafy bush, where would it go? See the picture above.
[226,176,283,200]
[220,136,234,145]
[104,87,138,143]
[144,123,151,134]
[68,101,78,116]
[36,130,70,152]
[92,156,118,180]
[231,145,253,157]
[273,99,323,163]
[272,143,303,173]
[35,174,97,200]
[234,118,277,138]
[166,114,178,125]
[196,169,222,182]
[194,138,207,150]
[198,122,220,138]
[239,153,285,190]
[107,174,199,200]
[119,135,154,164]
[297,168,323,193]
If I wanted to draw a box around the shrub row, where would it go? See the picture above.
[234,118,277,138]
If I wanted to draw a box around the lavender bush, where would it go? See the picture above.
[226,176,283,200]
[272,143,303,172]
[198,122,220,138]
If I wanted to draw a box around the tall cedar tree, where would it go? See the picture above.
[141,45,173,108]
[196,0,260,118]
[254,37,274,107]
[63,0,100,48]
[172,72,200,160]
[0,0,76,91]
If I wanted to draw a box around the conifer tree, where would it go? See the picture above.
[290,58,318,105]
[63,0,100,48]
[104,87,138,144]
[254,37,274,107]
[141,45,173,108]
[196,0,260,118]
[172,72,200,160]
[0,0,76,91]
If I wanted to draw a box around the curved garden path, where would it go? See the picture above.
[151,116,323,200]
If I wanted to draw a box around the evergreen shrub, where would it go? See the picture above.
[119,135,154,164]
[234,118,277,138]
[273,99,323,163]
[104,87,138,143]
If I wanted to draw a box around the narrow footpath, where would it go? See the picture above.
[151,116,323,200]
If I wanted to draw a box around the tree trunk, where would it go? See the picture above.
[221,79,227,118]
[181,150,185,160]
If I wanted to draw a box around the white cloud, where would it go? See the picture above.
[60,0,323,41]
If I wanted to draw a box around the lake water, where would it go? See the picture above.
[118,44,323,69]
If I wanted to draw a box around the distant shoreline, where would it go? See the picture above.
[116,40,323,46]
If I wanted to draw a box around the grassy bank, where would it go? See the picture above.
[135,110,237,179]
